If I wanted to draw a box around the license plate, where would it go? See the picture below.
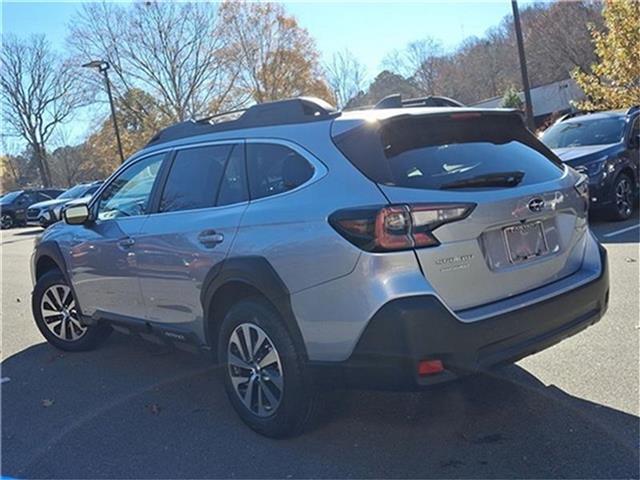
[504,221,549,264]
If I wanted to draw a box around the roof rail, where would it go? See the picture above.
[146,97,339,148]
[374,94,465,110]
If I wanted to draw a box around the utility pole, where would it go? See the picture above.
[511,0,535,130]
[82,60,125,164]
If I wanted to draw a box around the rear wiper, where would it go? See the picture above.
[439,171,525,190]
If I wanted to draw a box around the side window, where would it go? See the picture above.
[16,193,31,206]
[160,144,231,213]
[247,143,314,200]
[217,144,248,206]
[86,185,100,196]
[97,154,164,221]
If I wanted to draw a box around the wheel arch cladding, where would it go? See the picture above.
[201,256,308,360]
[33,241,87,318]
[34,241,67,280]
[618,166,636,186]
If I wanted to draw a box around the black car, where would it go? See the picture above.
[541,106,639,220]
[27,181,103,227]
[0,189,65,229]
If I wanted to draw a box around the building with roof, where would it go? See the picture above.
[471,78,586,127]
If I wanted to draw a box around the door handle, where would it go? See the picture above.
[198,230,224,246]
[117,237,135,249]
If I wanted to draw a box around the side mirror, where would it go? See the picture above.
[63,204,90,225]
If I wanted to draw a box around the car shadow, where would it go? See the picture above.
[0,228,43,246]
[589,213,640,245]
[1,333,638,479]
[10,227,43,236]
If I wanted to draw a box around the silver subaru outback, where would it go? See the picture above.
[31,96,609,437]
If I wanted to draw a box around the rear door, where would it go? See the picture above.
[334,112,589,311]
[136,142,249,329]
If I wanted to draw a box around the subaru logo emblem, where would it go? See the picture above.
[528,197,545,213]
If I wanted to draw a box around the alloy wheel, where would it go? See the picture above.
[615,177,633,218]
[1,214,13,229]
[227,323,284,417]
[40,284,87,341]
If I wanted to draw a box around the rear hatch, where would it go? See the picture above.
[333,111,589,311]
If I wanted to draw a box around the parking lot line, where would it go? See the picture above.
[603,224,640,238]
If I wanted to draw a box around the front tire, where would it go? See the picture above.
[1,213,14,229]
[608,173,635,221]
[218,299,314,438]
[32,270,112,351]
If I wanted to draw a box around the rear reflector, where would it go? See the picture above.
[418,359,444,376]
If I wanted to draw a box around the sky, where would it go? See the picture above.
[1,0,536,148]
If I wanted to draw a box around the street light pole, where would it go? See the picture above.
[511,0,535,131]
[82,60,125,164]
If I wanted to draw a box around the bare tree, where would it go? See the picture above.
[383,37,443,96]
[68,1,242,123]
[1,35,86,187]
[523,1,603,85]
[373,1,602,105]
[325,50,367,108]
[219,1,333,103]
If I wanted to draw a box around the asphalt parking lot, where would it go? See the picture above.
[1,217,638,479]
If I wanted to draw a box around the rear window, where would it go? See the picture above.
[333,114,563,190]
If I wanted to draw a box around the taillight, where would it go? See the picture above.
[329,203,475,252]
[574,174,589,210]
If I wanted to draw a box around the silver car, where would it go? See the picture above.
[31,96,609,437]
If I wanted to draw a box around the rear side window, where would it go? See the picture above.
[247,143,314,200]
[334,115,563,190]
[160,145,232,212]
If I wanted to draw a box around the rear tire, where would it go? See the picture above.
[32,270,112,351]
[218,298,314,438]
[607,173,635,221]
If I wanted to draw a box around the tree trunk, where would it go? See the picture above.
[33,144,52,187]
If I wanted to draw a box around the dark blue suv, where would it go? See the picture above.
[541,107,639,221]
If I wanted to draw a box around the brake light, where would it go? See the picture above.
[418,359,444,376]
[329,203,475,252]
[449,112,482,120]
[574,174,589,211]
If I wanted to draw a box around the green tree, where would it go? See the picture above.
[500,86,523,109]
[84,89,170,178]
[573,0,640,110]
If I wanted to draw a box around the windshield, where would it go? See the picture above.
[0,191,23,204]
[58,184,89,199]
[542,117,626,148]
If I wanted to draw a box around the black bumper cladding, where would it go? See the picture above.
[316,245,609,390]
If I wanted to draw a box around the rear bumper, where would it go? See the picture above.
[311,245,609,390]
